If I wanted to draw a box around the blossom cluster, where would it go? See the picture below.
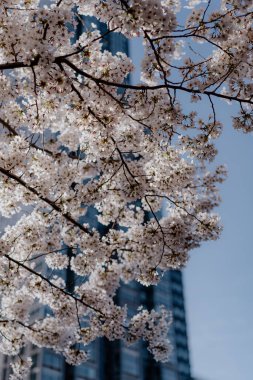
[0,0,252,378]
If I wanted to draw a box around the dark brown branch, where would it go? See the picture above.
[146,194,213,231]
[0,55,252,105]
[59,57,253,105]
[0,55,39,71]
[0,117,54,156]
[4,254,105,317]
[0,166,92,236]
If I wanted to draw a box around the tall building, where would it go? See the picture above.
[0,270,191,380]
[0,19,192,380]
[107,270,192,380]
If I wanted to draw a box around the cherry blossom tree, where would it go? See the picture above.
[0,0,252,378]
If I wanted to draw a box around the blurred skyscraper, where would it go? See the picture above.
[0,20,192,380]
[0,270,192,380]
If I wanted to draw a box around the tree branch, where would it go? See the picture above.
[0,56,252,105]
[0,166,92,236]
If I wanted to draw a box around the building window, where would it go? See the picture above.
[87,342,96,361]
[176,334,188,347]
[178,362,190,375]
[177,347,189,361]
[31,354,38,369]
[161,366,178,380]
[154,291,171,306]
[43,350,62,370]
[171,282,183,293]
[173,307,185,319]
[41,368,62,380]
[2,368,7,380]
[174,320,186,333]
[121,350,140,376]
[75,364,96,379]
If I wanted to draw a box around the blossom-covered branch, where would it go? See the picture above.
[0,0,252,378]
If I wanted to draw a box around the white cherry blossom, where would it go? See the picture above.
[0,0,252,377]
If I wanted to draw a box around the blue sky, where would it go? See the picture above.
[130,31,253,380]
[184,119,253,380]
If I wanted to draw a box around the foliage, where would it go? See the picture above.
[0,0,252,377]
